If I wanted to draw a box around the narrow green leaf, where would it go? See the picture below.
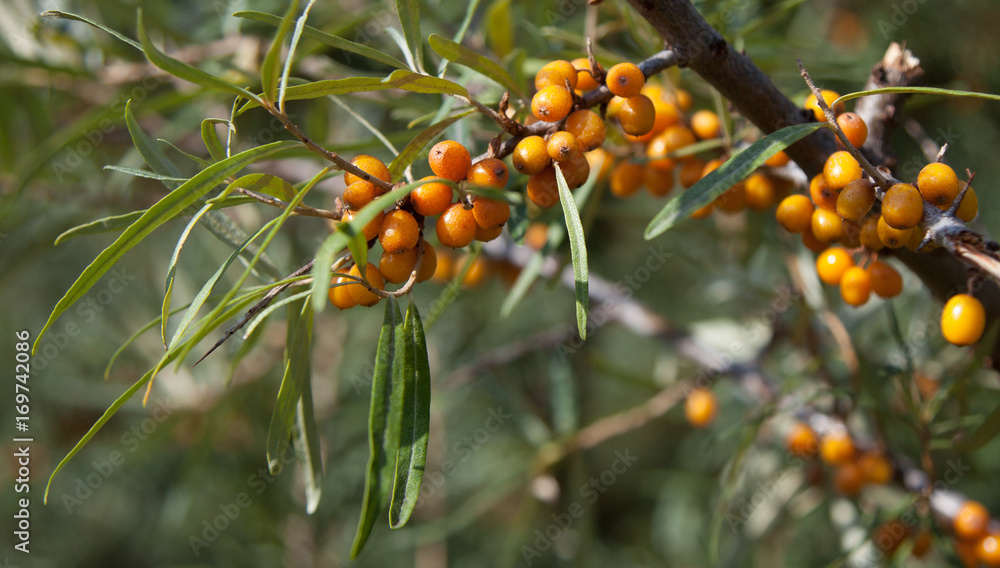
[163,200,217,345]
[279,0,318,109]
[644,122,826,240]
[428,34,524,98]
[352,298,404,558]
[395,0,424,72]
[125,101,184,179]
[266,298,314,474]
[201,119,231,162]
[389,302,431,528]
[33,139,298,354]
[955,404,1000,452]
[103,165,187,183]
[225,173,296,201]
[835,86,1000,107]
[346,231,369,276]
[383,70,469,97]
[261,0,300,103]
[41,10,141,50]
[387,110,475,179]
[554,164,589,340]
[235,11,408,70]
[484,0,513,59]
[157,138,213,168]
[294,372,324,513]
[137,9,261,103]
[437,0,483,77]
[239,78,392,112]
[54,210,146,245]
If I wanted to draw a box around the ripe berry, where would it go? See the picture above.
[811,208,845,243]
[816,247,854,285]
[460,254,490,288]
[610,161,645,198]
[809,174,839,212]
[643,166,674,197]
[836,112,868,148]
[431,248,454,283]
[618,94,656,136]
[606,62,645,98]
[859,216,884,251]
[882,183,924,229]
[672,88,693,112]
[744,172,778,210]
[957,187,979,222]
[411,176,454,217]
[645,133,676,171]
[776,194,814,233]
[564,109,606,151]
[820,430,855,466]
[527,167,559,208]
[876,216,912,248]
[839,266,871,306]
[347,262,384,307]
[467,158,510,188]
[691,202,714,220]
[978,533,1000,567]
[535,60,578,91]
[546,131,580,162]
[379,209,420,254]
[559,153,592,189]
[801,224,827,253]
[345,155,391,185]
[857,452,893,484]
[436,203,477,248]
[714,183,747,213]
[571,58,599,91]
[867,260,903,298]
[684,388,717,428]
[474,223,503,242]
[531,85,574,122]
[836,178,876,221]
[343,209,385,242]
[605,96,624,119]
[690,110,721,140]
[513,136,551,175]
[379,248,418,284]
[917,162,960,208]
[328,276,358,310]
[416,241,437,282]
[585,148,614,181]
[941,293,986,346]
[343,180,379,210]
[649,99,682,137]
[524,222,549,251]
[805,89,845,121]
[786,423,818,458]
[765,150,791,168]
[472,196,511,228]
[823,150,862,190]
[657,125,697,165]
[428,140,472,182]
[679,158,706,188]
[834,462,865,496]
[954,501,990,540]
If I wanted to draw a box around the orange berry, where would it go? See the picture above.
[379,247,418,284]
[957,187,979,222]
[776,194,815,233]
[859,215,884,251]
[411,176,454,217]
[474,223,503,242]
[911,530,932,558]
[345,155,391,185]
[839,266,871,306]
[649,99,682,136]
[643,166,675,197]
[804,89,845,121]
[527,167,560,208]
[605,95,624,119]
[459,254,490,288]
[714,183,747,214]
[343,209,385,242]
[472,196,511,228]
[957,537,981,567]
[820,430,855,466]
[836,178,876,221]
[823,150,862,190]
[811,208,845,243]
[672,88,693,112]
[941,294,986,346]
[532,85,574,122]
[645,133,676,171]
[816,247,854,285]
[867,261,903,298]
[610,161,644,198]
[512,136,551,175]
[801,224,827,253]
[431,248,454,283]
[546,131,580,162]
[857,452,893,484]
[524,222,549,251]
[379,209,420,254]
[343,180,379,210]
[882,183,924,229]
[834,462,865,496]
[678,158,705,188]
[876,216,912,248]
[347,262,384,307]
[786,423,818,459]
[564,109,606,152]
[836,112,868,148]
[690,110,721,140]
[684,388,717,428]
[765,150,791,168]
[809,173,839,211]
[428,140,472,182]
[571,58,599,91]
[917,162,961,208]
[559,153,592,189]
[328,276,358,310]
[744,172,778,210]
[535,60,578,91]
[416,241,437,282]
[467,158,509,188]
[585,148,614,181]
[618,94,656,136]
[606,62,645,98]
[436,203,477,248]
[955,501,991,541]
[979,533,1000,567]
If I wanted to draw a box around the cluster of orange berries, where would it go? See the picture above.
[785,422,894,496]
[952,500,1000,567]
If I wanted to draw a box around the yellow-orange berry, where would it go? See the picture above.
[658,125,697,164]
[474,223,503,242]
[379,248,418,284]
[816,247,854,285]
[672,88,693,112]
[955,501,991,541]
[811,208,845,243]
[776,194,815,233]
[836,178,876,221]
[585,148,613,181]
[839,266,871,306]
[645,133,676,171]
[714,183,747,214]
[823,150,862,190]
[431,248,454,283]
[867,261,902,298]
[786,423,818,459]
[836,112,868,148]
[744,172,778,210]
[532,85,574,123]
[765,150,791,168]
[606,62,645,98]
[527,167,559,208]
[610,161,645,198]
[691,202,714,220]
[467,158,510,188]
[957,187,979,222]
[820,430,855,466]
[801,224,827,252]
[809,174,839,211]
[411,176,454,217]
[535,60,578,91]
[690,110,721,140]
[343,180,378,210]
[512,136,551,176]
[857,452,893,484]
[882,183,924,229]
[524,222,549,251]
[834,462,865,496]
[684,388,717,428]
[605,95,624,119]
[345,155,391,186]
[347,262,384,307]
[459,254,490,288]
[859,216,883,251]
[648,99,682,137]
[559,153,591,189]
[436,203,477,248]
[546,131,580,162]
[343,209,385,242]
[978,533,1000,567]
[643,166,675,197]
[618,94,656,136]
[379,209,420,254]
[571,58,599,91]
[679,158,705,188]
[328,276,358,310]
[917,162,961,208]
[941,294,986,346]
[876,216,912,248]
[472,196,510,228]
[428,140,472,183]
[805,89,845,121]
[416,241,437,282]
[565,109,606,152]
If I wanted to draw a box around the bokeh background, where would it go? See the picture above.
[2,0,999,566]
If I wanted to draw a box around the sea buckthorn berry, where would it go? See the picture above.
[882,183,924,229]
[857,452,893,484]
[840,220,862,248]
[690,110,721,140]
[816,247,854,285]
[905,226,931,252]
[917,162,960,207]
[524,222,549,251]
[411,176,454,217]
[436,203,477,248]
[839,266,871,306]
[606,62,645,98]
[836,112,868,148]
[714,183,747,213]
[343,180,378,211]
[618,94,656,136]
[328,276,358,310]
[585,148,614,181]
[941,294,986,346]
[978,533,1000,567]
[546,131,581,162]
[415,241,437,282]
[535,60,578,91]
[744,172,778,210]
[645,133,676,171]
[776,194,815,233]
[379,209,420,254]
[379,248,418,284]
[431,248,454,283]
[801,224,827,252]
[684,388,717,428]
[527,166,559,208]
[606,96,624,119]
[820,430,855,466]
[859,216,884,251]
[911,531,932,558]
[571,58,599,91]
[640,83,665,101]
[460,254,490,288]
[836,178,876,221]
[649,99,682,136]
[877,216,912,248]
[872,521,909,557]
[809,173,839,211]
[811,208,845,243]
[644,166,675,197]
[805,89,845,121]
[347,262,384,307]
[834,462,865,496]
[955,501,990,540]
[343,209,385,242]
[345,155,391,186]
[472,196,510,229]
[957,187,979,222]
[691,202,713,219]
[867,260,903,298]
[559,153,592,189]
[786,423,818,458]
[467,158,510,188]
[513,136,551,175]
[610,161,645,198]
[823,150,862,190]
[765,150,791,168]
[475,223,503,242]
[428,140,471,183]
[565,109,606,152]
[672,88,693,112]
[531,85,574,123]
[679,158,706,188]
